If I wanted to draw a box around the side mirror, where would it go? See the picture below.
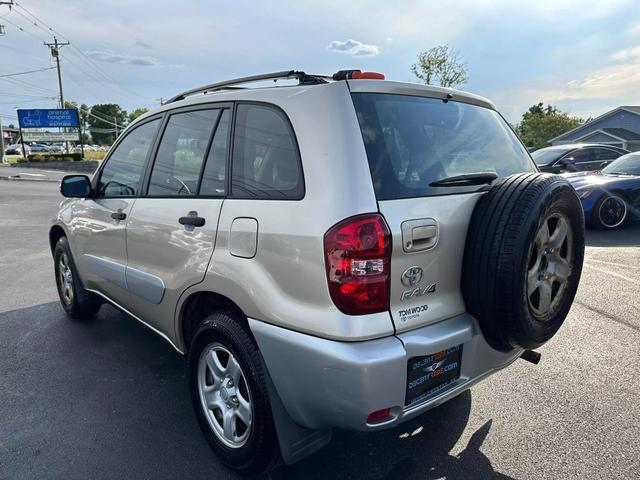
[61,175,92,198]
[559,157,577,172]
[600,161,608,169]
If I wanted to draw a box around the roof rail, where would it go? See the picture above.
[166,70,329,103]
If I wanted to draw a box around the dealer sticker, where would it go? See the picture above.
[397,304,429,322]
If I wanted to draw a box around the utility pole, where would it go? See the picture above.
[45,36,70,152]
[0,115,5,164]
[0,1,14,38]
[44,37,70,109]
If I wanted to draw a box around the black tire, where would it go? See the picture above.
[591,194,628,230]
[188,311,278,475]
[54,236,101,319]
[462,173,585,352]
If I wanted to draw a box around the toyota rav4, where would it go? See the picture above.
[51,70,585,474]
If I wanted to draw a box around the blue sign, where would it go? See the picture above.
[17,109,79,128]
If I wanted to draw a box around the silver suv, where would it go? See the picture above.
[51,70,585,473]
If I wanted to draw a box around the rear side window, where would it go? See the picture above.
[352,93,536,200]
[148,109,221,196]
[97,119,160,197]
[231,104,303,199]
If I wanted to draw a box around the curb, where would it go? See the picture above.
[0,175,60,183]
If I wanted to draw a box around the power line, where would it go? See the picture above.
[12,1,147,101]
[2,13,48,42]
[1,76,58,95]
[0,66,56,78]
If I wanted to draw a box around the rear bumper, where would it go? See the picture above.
[249,313,521,431]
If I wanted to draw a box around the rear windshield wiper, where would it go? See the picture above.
[429,172,498,187]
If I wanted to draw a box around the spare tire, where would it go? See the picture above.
[462,173,585,352]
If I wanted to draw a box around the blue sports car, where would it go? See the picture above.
[565,152,640,230]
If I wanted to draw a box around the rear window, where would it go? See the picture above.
[352,93,536,200]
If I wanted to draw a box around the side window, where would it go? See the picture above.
[199,109,230,196]
[567,149,596,164]
[148,109,221,196]
[231,104,303,199]
[97,119,160,197]
[593,148,619,161]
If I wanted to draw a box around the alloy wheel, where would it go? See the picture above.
[57,252,74,306]
[598,196,627,229]
[197,343,253,448]
[527,213,573,319]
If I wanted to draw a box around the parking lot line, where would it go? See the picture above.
[584,263,640,285]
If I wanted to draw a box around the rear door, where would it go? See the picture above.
[124,105,231,338]
[351,92,536,333]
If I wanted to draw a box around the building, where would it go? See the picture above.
[1,126,21,145]
[549,106,640,151]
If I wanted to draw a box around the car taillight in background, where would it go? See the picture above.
[323,213,391,315]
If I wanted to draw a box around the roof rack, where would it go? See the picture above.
[166,70,330,103]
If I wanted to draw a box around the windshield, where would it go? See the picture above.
[602,153,640,175]
[351,93,536,200]
[531,147,572,166]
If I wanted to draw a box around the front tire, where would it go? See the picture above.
[54,236,101,319]
[188,311,278,474]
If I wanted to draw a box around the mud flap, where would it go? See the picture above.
[265,370,332,465]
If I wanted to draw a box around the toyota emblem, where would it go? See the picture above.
[401,266,423,287]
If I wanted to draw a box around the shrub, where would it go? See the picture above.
[25,153,83,162]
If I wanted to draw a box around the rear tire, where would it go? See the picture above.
[54,236,101,319]
[463,173,585,351]
[188,311,278,475]
[591,194,628,230]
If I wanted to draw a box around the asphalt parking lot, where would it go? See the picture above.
[1,180,639,480]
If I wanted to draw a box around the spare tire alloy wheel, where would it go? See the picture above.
[598,195,627,229]
[197,343,253,448]
[527,213,573,320]
[463,173,585,352]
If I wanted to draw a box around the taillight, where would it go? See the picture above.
[323,213,391,315]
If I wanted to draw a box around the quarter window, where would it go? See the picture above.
[148,109,221,196]
[97,119,160,197]
[231,104,303,199]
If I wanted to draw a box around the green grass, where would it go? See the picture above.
[2,150,106,164]
[82,150,107,161]
[2,155,22,164]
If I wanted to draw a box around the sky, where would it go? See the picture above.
[1,0,640,125]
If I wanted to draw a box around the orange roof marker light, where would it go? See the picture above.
[332,70,386,81]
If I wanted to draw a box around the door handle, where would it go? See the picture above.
[111,211,126,221]
[179,212,206,227]
[401,219,438,252]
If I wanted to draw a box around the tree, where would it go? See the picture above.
[88,104,127,145]
[411,45,468,88]
[516,103,584,149]
[128,107,149,123]
[64,100,90,139]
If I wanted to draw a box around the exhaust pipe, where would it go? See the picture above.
[520,350,541,365]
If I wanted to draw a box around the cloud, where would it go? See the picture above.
[85,49,158,66]
[134,39,152,50]
[610,45,640,61]
[326,39,380,57]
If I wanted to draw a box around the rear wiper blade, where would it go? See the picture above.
[429,172,498,187]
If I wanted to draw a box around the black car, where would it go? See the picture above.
[532,143,629,173]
